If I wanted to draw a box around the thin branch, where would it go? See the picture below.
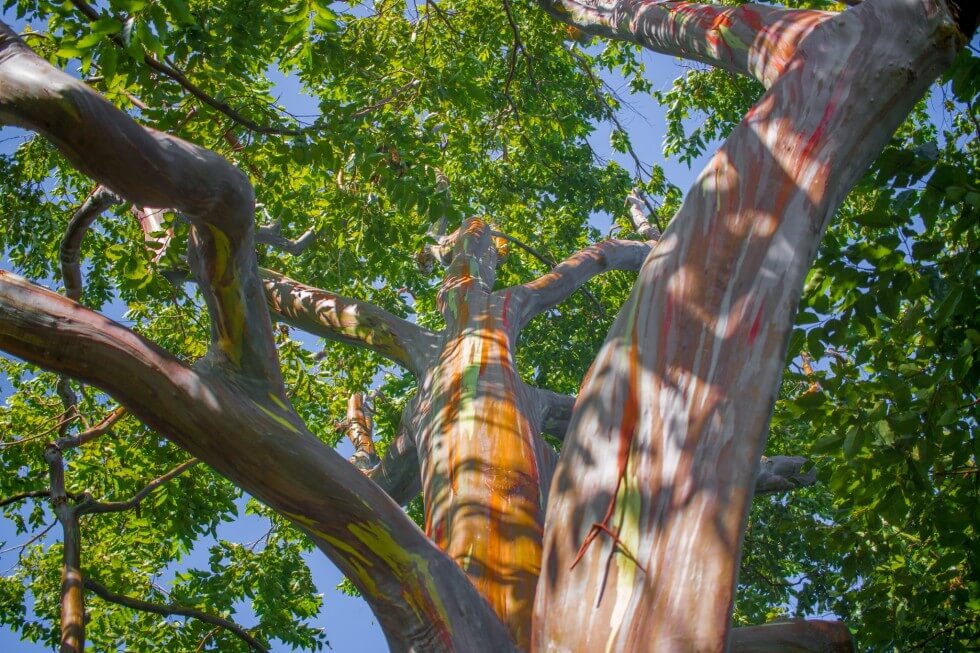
[84,577,270,652]
[0,489,51,508]
[501,0,521,101]
[0,413,79,448]
[55,406,127,450]
[569,48,653,182]
[909,617,978,650]
[44,443,84,653]
[351,79,420,119]
[60,186,122,302]
[79,458,199,516]
[0,521,55,557]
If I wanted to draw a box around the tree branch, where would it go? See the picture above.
[83,577,270,653]
[537,389,576,441]
[255,222,320,255]
[0,489,52,508]
[516,238,654,329]
[626,188,662,241]
[730,619,854,652]
[78,458,199,515]
[0,22,282,387]
[340,393,380,471]
[537,1,832,88]
[55,406,127,450]
[365,427,422,507]
[261,269,438,376]
[0,272,514,651]
[60,186,122,302]
[43,443,84,653]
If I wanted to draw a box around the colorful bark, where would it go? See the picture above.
[343,393,381,471]
[0,270,516,653]
[261,269,437,375]
[537,1,831,87]
[534,0,962,650]
[416,218,553,648]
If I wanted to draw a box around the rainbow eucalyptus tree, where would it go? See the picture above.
[0,0,976,651]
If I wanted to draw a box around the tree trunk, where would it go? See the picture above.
[534,0,964,651]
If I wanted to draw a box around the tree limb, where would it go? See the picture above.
[730,619,854,652]
[516,238,654,329]
[537,389,576,441]
[0,271,514,652]
[261,269,439,376]
[626,188,662,241]
[78,458,199,516]
[83,577,270,653]
[0,489,53,508]
[340,393,380,471]
[537,1,832,88]
[753,456,817,495]
[365,427,422,507]
[0,21,282,387]
[55,406,127,450]
[255,222,320,255]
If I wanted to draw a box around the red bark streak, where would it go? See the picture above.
[748,301,765,345]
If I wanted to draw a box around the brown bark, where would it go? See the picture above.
[731,620,854,652]
[43,444,84,653]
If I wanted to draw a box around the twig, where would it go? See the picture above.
[84,577,270,652]
[56,406,127,450]
[0,413,80,448]
[0,521,56,556]
[0,489,51,508]
[79,458,199,515]
[351,80,420,119]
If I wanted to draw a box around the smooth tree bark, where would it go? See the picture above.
[534,0,970,651]
[0,21,515,653]
[0,0,975,651]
